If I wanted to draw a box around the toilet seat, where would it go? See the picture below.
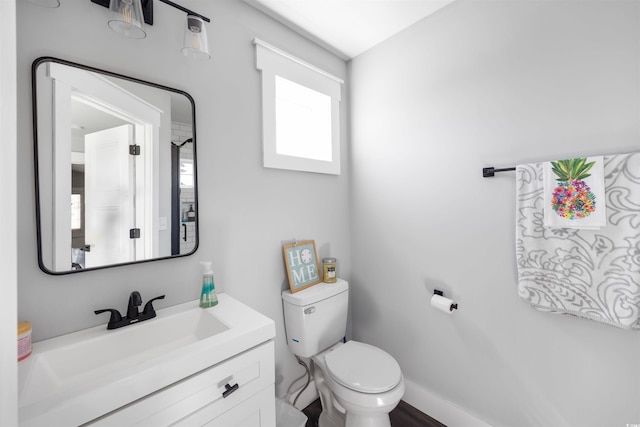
[324,341,402,394]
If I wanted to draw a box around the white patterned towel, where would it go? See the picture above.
[516,153,640,329]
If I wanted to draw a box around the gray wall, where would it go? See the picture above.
[349,1,640,425]
[17,0,350,400]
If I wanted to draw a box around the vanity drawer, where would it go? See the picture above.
[88,340,275,426]
[194,383,275,427]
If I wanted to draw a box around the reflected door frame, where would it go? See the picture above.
[47,62,162,270]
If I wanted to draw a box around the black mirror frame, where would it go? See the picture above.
[32,56,199,275]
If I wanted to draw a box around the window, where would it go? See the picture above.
[255,39,343,175]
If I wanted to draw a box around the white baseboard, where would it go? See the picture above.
[403,378,492,427]
[288,379,319,410]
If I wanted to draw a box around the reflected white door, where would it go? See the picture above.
[84,124,135,268]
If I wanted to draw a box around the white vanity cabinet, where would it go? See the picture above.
[19,294,276,427]
[89,341,275,426]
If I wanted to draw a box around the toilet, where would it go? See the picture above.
[282,279,405,427]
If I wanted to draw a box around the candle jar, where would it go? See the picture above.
[323,258,337,283]
[18,321,32,362]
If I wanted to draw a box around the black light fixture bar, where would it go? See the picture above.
[158,0,210,22]
[91,0,210,25]
[90,0,154,24]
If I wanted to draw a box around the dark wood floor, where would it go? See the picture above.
[302,398,446,427]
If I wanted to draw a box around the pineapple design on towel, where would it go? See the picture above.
[542,155,606,229]
[549,158,596,220]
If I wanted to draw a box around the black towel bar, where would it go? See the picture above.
[483,166,516,177]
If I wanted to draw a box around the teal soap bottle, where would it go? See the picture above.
[199,261,218,308]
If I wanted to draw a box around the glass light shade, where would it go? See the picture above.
[28,0,60,7]
[108,0,146,39]
[181,15,210,60]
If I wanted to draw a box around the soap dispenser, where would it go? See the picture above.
[199,261,218,308]
[187,204,196,222]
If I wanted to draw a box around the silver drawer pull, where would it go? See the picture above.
[222,382,239,398]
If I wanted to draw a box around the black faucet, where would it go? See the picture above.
[95,292,166,330]
[127,291,142,319]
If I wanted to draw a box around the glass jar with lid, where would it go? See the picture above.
[322,258,337,283]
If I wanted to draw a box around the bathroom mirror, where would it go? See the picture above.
[33,57,198,274]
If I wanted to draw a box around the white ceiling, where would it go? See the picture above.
[244,0,455,60]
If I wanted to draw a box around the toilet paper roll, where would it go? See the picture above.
[431,294,456,314]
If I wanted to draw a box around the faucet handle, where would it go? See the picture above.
[127,291,143,319]
[142,295,166,318]
[94,309,123,327]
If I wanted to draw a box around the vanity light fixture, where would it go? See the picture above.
[108,0,147,39]
[91,0,211,60]
[181,15,210,60]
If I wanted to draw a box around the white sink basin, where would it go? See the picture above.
[19,293,275,427]
[20,307,229,407]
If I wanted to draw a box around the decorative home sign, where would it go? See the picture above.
[283,240,322,293]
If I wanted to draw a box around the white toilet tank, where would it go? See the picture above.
[282,279,349,358]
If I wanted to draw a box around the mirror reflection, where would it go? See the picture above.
[33,57,198,274]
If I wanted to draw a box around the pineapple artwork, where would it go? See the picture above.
[549,158,596,220]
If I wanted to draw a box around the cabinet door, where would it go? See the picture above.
[199,384,275,427]
[88,341,274,426]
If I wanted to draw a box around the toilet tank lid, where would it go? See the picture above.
[282,279,348,306]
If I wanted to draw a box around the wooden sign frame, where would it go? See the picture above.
[283,240,322,293]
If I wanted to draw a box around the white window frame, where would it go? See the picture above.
[254,38,343,175]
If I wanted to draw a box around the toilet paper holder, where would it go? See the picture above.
[434,289,458,311]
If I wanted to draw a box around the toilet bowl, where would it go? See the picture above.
[312,341,405,427]
[282,280,405,427]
